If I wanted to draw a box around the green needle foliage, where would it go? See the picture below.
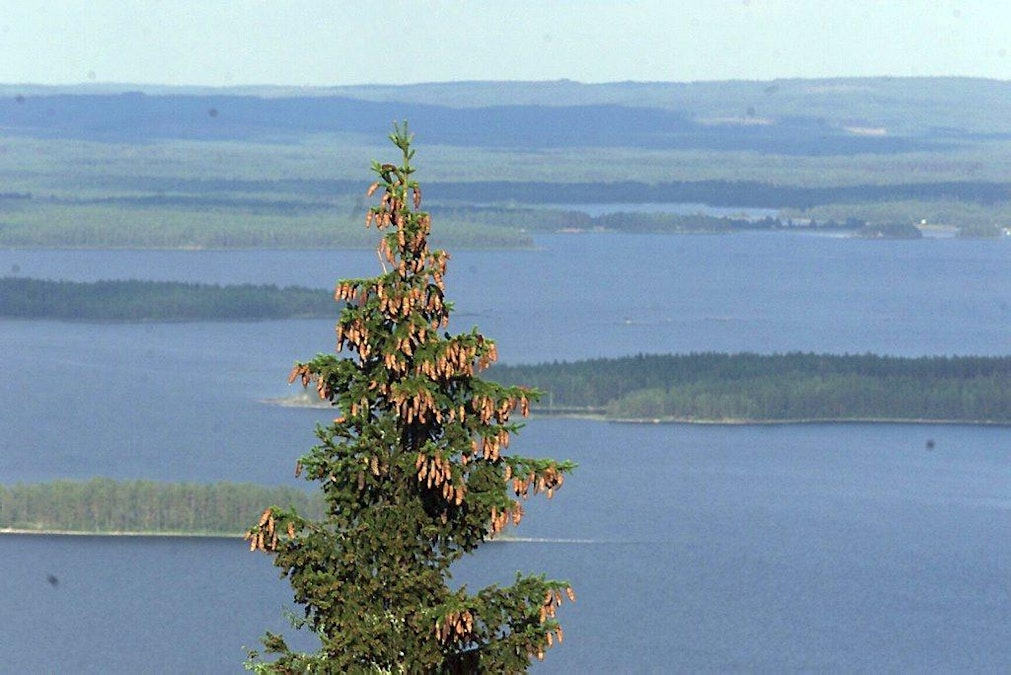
[246,124,575,673]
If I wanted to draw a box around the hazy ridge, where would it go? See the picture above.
[3,77,1010,151]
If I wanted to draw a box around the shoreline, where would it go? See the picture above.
[0,527,596,543]
[606,416,1011,427]
[0,528,242,539]
[264,399,1011,427]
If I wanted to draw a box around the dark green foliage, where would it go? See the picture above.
[246,126,574,672]
[0,278,335,321]
[0,479,321,535]
[492,352,1011,423]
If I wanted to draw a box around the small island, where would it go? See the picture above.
[0,277,337,321]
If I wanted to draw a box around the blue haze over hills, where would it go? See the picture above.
[4,78,1010,153]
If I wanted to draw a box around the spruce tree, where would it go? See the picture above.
[246,124,575,673]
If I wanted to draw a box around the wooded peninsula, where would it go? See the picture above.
[0,277,336,321]
[490,352,1011,424]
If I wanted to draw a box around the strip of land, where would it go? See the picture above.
[0,479,322,536]
[0,277,338,321]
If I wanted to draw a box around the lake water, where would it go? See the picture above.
[2,233,1010,672]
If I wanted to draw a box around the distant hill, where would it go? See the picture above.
[321,78,1011,135]
[5,77,1008,154]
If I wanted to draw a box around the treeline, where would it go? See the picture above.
[0,478,323,535]
[0,278,337,321]
[491,352,1011,423]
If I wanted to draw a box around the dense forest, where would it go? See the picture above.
[0,478,323,535]
[491,353,1011,423]
[0,278,337,321]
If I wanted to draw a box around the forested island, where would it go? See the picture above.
[0,277,336,321]
[0,478,322,535]
[490,353,1011,424]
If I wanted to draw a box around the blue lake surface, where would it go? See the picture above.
[2,233,1010,672]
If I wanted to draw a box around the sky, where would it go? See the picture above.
[2,1,1010,87]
